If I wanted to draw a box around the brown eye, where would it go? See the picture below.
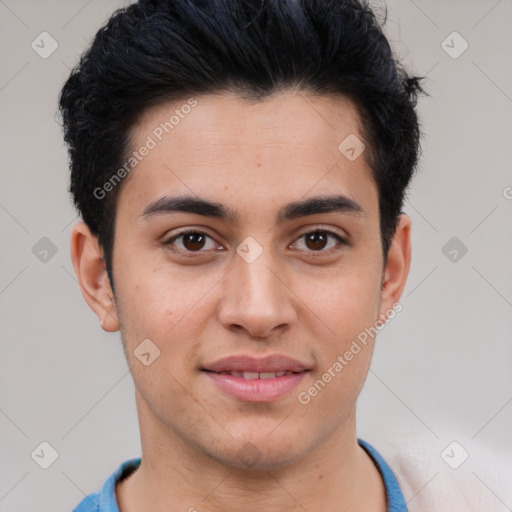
[181,232,206,251]
[293,229,347,253]
[164,230,219,254]
[305,231,328,251]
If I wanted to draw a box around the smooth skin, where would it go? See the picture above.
[71,90,411,512]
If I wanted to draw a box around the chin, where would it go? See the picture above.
[211,435,307,472]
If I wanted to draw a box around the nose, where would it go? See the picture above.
[216,246,297,339]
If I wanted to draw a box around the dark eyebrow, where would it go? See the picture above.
[141,194,365,224]
[277,195,365,223]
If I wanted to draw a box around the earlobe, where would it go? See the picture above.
[379,214,412,320]
[70,222,120,332]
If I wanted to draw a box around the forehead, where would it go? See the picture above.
[133,90,364,155]
[120,90,377,221]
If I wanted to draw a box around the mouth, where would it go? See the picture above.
[201,353,310,374]
[201,354,311,402]
[203,370,307,379]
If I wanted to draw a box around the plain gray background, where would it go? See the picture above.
[1,0,511,510]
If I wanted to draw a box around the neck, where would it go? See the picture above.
[116,392,386,512]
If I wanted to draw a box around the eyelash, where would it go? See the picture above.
[163,228,348,257]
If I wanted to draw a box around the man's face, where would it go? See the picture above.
[102,91,401,469]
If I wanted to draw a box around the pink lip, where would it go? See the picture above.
[202,354,309,373]
[203,371,309,402]
[201,354,311,402]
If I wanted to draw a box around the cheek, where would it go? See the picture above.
[297,263,381,336]
[114,263,212,371]
[115,261,182,329]
[115,270,204,413]
[296,262,381,395]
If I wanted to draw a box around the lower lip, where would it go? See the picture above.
[202,371,309,402]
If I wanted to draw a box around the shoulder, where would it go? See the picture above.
[71,457,141,512]
[370,435,510,512]
[73,492,100,511]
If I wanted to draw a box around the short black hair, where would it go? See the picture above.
[59,0,424,291]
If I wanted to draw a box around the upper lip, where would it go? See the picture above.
[202,354,310,373]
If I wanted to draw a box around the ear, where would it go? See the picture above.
[70,222,119,332]
[378,213,412,321]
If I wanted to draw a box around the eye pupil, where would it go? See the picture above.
[306,231,328,251]
[183,233,205,251]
